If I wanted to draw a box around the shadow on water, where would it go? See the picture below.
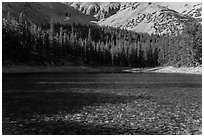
[3,119,162,135]
[3,91,133,116]
[2,91,160,135]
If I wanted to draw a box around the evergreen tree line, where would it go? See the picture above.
[2,12,202,67]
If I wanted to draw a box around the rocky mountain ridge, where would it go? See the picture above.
[68,2,202,35]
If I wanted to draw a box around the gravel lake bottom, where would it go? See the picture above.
[2,73,202,135]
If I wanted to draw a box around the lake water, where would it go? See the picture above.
[2,73,202,135]
[2,73,202,91]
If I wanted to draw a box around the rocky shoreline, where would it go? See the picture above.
[123,66,202,75]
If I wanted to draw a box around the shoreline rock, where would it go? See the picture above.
[154,66,202,75]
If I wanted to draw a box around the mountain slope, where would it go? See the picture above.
[69,2,201,35]
[156,2,202,22]
[98,2,196,35]
[2,2,96,25]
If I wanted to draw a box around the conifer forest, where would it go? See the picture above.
[2,12,202,67]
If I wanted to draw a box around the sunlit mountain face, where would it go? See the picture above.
[68,2,201,35]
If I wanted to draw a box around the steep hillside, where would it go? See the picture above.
[69,2,201,35]
[98,2,196,35]
[2,2,96,25]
